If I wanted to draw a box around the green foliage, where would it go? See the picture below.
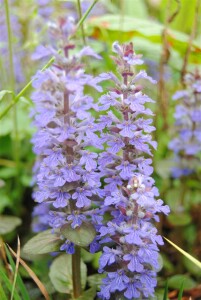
[5,245,31,300]
[23,230,62,255]
[168,274,196,290]
[60,222,96,247]
[168,212,192,226]
[76,287,96,300]
[49,254,87,294]
[0,90,14,102]
[0,216,21,235]
[86,14,201,63]
[0,267,21,300]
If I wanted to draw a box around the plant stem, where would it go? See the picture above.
[72,246,82,299]
[4,0,21,196]
[181,0,200,85]
[77,0,86,45]
[62,41,81,298]
[0,54,57,120]
[4,0,14,90]
[76,0,99,32]
[157,0,180,131]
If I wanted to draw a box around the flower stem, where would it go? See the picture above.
[77,0,86,45]
[4,0,21,198]
[76,0,99,33]
[62,43,81,299]
[0,53,57,119]
[72,246,82,299]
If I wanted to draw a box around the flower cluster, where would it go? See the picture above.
[169,71,201,178]
[95,42,170,300]
[31,17,105,254]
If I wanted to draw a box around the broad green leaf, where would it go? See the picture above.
[88,274,105,288]
[0,215,21,235]
[183,256,201,278]
[122,0,148,19]
[164,237,201,269]
[168,212,192,226]
[23,229,61,255]
[86,14,201,63]
[168,274,196,290]
[0,90,14,101]
[0,167,17,179]
[49,254,87,294]
[77,287,96,300]
[60,222,96,247]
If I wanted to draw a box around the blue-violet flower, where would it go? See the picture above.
[96,42,170,300]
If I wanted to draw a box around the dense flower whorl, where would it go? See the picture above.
[96,42,170,300]
[169,71,201,178]
[31,17,104,254]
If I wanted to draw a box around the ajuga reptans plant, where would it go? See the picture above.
[169,70,201,178]
[31,19,170,298]
[95,42,170,300]
[31,17,105,254]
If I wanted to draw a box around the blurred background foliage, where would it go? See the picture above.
[0,0,201,299]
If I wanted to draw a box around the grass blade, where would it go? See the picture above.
[163,281,168,300]
[164,237,201,269]
[5,243,31,300]
[10,237,20,300]
[178,281,184,300]
[0,268,21,300]
[0,282,7,300]
[7,244,50,300]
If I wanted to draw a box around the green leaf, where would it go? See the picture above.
[19,96,33,105]
[23,229,62,255]
[0,90,14,101]
[77,287,96,300]
[60,222,96,247]
[49,254,87,294]
[0,191,11,213]
[122,0,148,19]
[164,237,201,269]
[168,274,196,290]
[88,274,105,288]
[86,14,201,63]
[0,215,21,235]
[0,167,17,179]
[168,212,192,226]
[183,256,201,278]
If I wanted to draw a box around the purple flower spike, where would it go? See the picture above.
[31,17,105,251]
[169,70,201,178]
[96,42,169,300]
